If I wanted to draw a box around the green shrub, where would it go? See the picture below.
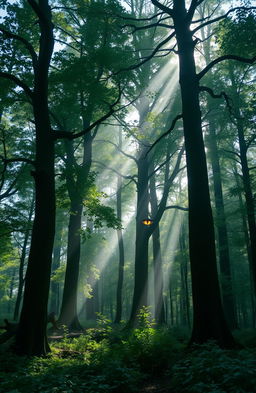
[170,341,256,393]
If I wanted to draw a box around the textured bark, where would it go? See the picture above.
[172,0,235,347]
[128,146,150,325]
[15,0,55,356]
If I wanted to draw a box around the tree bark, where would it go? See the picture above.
[172,0,235,347]
[128,146,150,326]
[14,0,55,356]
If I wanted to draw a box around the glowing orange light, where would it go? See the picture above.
[142,219,153,226]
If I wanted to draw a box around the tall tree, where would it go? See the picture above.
[136,0,256,346]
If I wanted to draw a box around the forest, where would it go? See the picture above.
[0,0,256,392]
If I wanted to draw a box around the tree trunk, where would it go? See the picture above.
[49,209,63,315]
[173,0,235,347]
[128,146,150,326]
[149,172,165,324]
[58,200,83,330]
[207,119,237,329]
[14,195,34,321]
[58,130,93,330]
[179,223,191,328]
[15,1,55,356]
[114,141,125,323]
[236,118,256,296]
[234,166,256,327]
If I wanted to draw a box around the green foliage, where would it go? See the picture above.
[83,186,121,231]
[2,329,256,393]
[216,11,256,57]
[122,308,182,374]
[170,341,256,393]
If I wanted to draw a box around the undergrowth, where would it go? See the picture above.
[1,311,256,393]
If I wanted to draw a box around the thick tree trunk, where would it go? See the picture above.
[173,1,235,347]
[128,147,150,326]
[207,119,237,329]
[14,1,55,356]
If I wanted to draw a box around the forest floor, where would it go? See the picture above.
[141,376,172,393]
[1,322,256,393]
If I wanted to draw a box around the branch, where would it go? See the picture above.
[148,150,176,179]
[123,20,173,33]
[115,12,165,22]
[146,114,183,155]
[187,0,205,22]
[0,156,35,166]
[191,2,220,24]
[52,89,139,140]
[0,72,33,99]
[151,0,173,16]
[95,139,138,163]
[198,55,256,80]
[93,160,138,185]
[193,6,256,34]
[199,86,233,113]
[27,0,48,22]
[116,31,176,74]
[0,26,38,70]
[165,205,188,211]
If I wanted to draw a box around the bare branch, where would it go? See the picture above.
[187,0,205,22]
[146,114,183,155]
[199,86,233,113]
[117,31,175,73]
[115,11,165,22]
[193,6,256,34]
[123,21,173,33]
[191,3,221,24]
[198,55,256,80]
[151,0,173,16]
[93,160,138,185]
[148,150,176,178]
[165,205,188,211]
